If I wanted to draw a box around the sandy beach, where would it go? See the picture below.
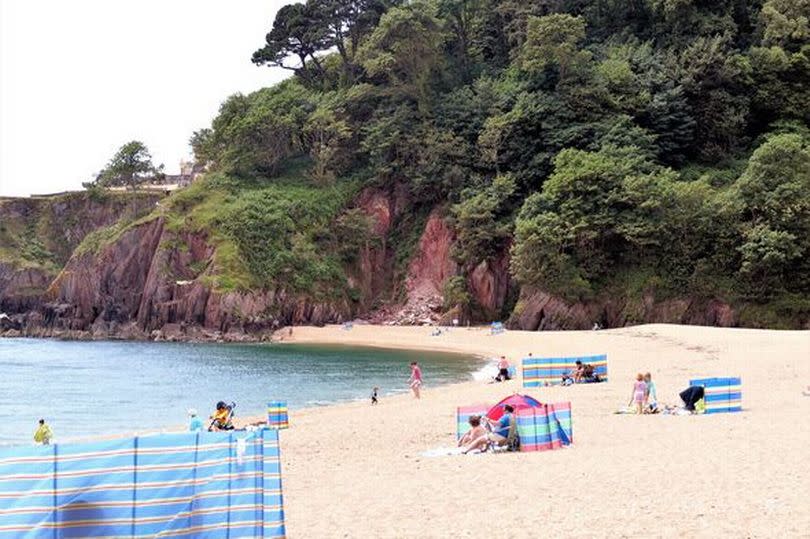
[256,323,810,538]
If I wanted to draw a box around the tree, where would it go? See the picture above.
[93,141,162,191]
[735,132,810,229]
[357,2,445,108]
[452,174,517,266]
[512,145,674,296]
[303,101,353,184]
[760,0,810,51]
[252,3,330,83]
[311,0,397,82]
[518,14,592,83]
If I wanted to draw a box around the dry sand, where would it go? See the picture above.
[259,323,810,538]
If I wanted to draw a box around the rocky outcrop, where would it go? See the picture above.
[373,209,457,325]
[0,263,52,312]
[0,192,161,315]
[468,246,512,320]
[508,288,739,330]
[1,188,764,339]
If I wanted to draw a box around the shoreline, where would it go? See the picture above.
[262,323,810,537]
[6,323,810,537]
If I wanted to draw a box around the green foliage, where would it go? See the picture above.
[443,275,471,310]
[358,2,445,107]
[452,174,517,266]
[91,141,163,190]
[519,15,591,83]
[173,0,810,325]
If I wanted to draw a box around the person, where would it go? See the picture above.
[462,405,516,454]
[371,387,379,405]
[679,385,705,412]
[629,373,647,414]
[409,361,422,399]
[644,373,658,412]
[209,401,234,431]
[458,415,487,452]
[562,360,584,385]
[488,404,514,445]
[496,356,511,382]
[33,419,53,445]
[188,409,203,432]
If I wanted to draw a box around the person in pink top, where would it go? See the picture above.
[629,373,647,414]
[409,361,422,399]
[496,356,511,382]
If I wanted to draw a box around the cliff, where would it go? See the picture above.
[1,179,806,340]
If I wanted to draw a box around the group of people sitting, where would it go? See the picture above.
[457,405,518,454]
[561,360,602,385]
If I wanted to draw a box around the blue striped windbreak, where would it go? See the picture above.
[0,429,285,538]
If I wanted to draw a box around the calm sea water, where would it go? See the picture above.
[0,338,482,445]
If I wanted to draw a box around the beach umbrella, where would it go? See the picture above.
[486,393,542,420]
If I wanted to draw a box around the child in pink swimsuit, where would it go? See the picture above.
[629,373,647,414]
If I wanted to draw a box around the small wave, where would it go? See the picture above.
[471,358,499,382]
[304,400,335,407]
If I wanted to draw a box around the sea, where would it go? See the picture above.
[0,338,484,445]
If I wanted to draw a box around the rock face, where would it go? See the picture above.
[508,288,739,330]
[0,192,161,315]
[0,188,764,340]
[468,246,512,320]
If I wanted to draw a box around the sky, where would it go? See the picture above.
[0,0,291,197]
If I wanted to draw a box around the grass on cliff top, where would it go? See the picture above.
[162,161,366,296]
[0,190,161,271]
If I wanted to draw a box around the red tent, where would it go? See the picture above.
[486,394,543,420]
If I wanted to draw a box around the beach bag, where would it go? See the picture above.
[695,398,705,414]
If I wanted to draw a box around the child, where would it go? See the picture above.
[188,409,203,432]
[629,373,647,414]
[458,415,487,453]
[644,373,658,412]
[209,401,234,431]
[371,387,379,405]
[33,419,53,445]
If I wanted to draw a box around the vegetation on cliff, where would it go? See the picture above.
[10,0,807,329]
[180,0,810,324]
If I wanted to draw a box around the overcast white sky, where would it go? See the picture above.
[0,0,291,197]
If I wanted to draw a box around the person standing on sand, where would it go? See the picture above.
[33,419,53,445]
[496,356,511,382]
[629,373,647,414]
[409,361,422,399]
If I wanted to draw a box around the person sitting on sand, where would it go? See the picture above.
[562,360,584,385]
[629,373,647,414]
[209,401,234,431]
[462,405,515,453]
[33,419,53,445]
[496,356,511,382]
[644,373,658,412]
[458,415,487,451]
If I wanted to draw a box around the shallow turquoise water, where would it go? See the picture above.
[0,338,481,445]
